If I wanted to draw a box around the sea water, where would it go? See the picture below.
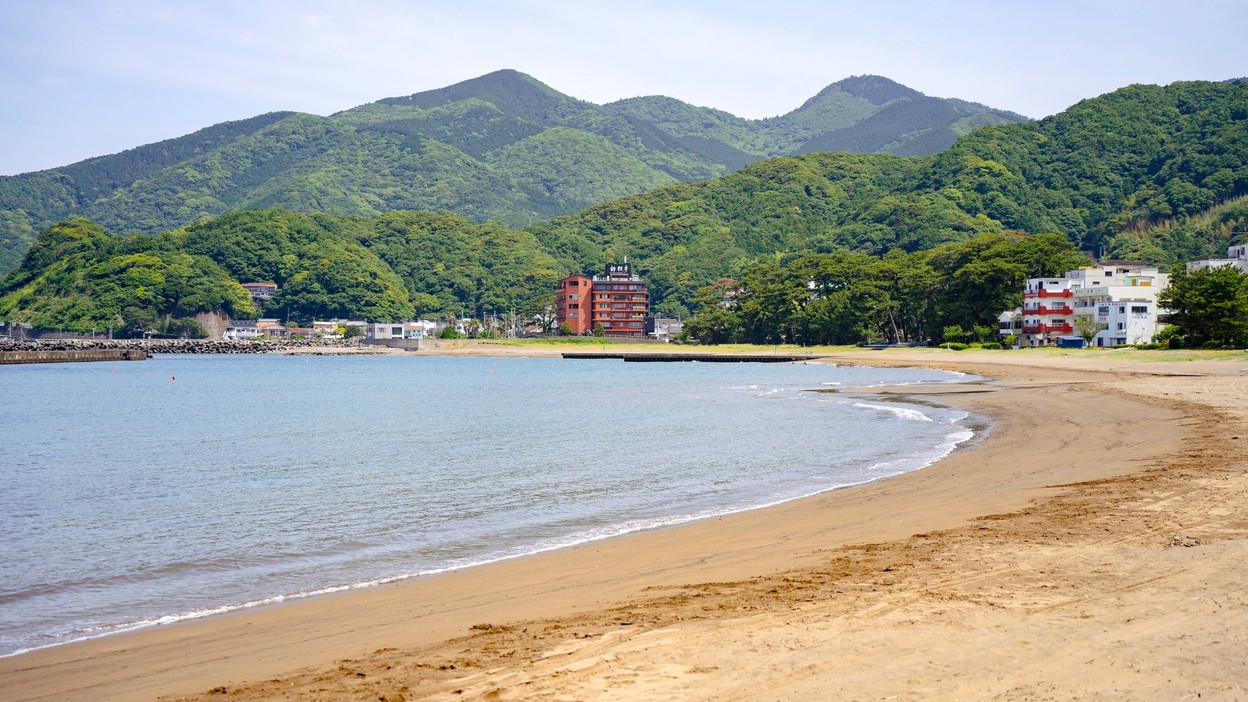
[0,354,976,656]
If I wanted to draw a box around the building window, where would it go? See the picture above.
[569,294,578,300]
[570,313,579,319]
[1117,322,1125,330]
[1131,305,1147,313]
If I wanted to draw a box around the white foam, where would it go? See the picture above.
[852,401,933,422]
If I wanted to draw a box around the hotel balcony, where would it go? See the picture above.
[1023,288,1073,299]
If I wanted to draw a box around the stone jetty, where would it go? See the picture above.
[0,337,371,363]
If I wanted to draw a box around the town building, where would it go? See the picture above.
[1019,277,1075,346]
[997,308,1022,340]
[366,322,407,340]
[1068,264,1168,347]
[649,317,684,342]
[240,282,277,304]
[555,274,594,335]
[222,320,260,340]
[1186,243,1248,274]
[556,262,650,337]
[1017,263,1169,347]
[256,318,289,339]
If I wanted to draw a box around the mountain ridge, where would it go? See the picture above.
[0,70,1028,272]
[2,79,1244,335]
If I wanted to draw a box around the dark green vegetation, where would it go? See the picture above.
[1158,265,1248,347]
[680,232,1086,345]
[0,210,560,334]
[1,79,1245,337]
[0,219,255,337]
[0,71,1024,273]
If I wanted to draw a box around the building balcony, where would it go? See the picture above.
[1021,322,1074,335]
[1023,288,1073,299]
[1022,306,1074,316]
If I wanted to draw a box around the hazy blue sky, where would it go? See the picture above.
[1,0,1244,175]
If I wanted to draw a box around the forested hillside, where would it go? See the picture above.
[0,210,560,334]
[2,79,1244,336]
[0,70,1025,274]
[533,80,1248,315]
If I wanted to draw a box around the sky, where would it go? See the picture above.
[1,0,1244,176]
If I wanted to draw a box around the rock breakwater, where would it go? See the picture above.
[0,338,370,356]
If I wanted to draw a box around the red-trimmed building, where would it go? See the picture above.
[555,262,650,337]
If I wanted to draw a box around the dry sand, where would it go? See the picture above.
[3,348,1247,701]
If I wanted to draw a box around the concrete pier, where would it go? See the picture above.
[0,348,150,365]
[562,352,819,363]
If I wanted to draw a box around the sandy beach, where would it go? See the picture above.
[3,347,1246,701]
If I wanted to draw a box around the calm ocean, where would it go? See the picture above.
[0,354,975,656]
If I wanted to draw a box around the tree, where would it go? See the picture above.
[1157,266,1248,347]
[942,325,967,343]
[682,307,743,344]
[1074,316,1104,345]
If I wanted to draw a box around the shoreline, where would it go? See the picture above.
[0,362,978,660]
[2,349,1245,700]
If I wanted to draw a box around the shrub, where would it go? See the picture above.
[978,342,1002,350]
[939,342,969,350]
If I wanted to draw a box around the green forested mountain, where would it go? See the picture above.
[532,80,1248,316]
[2,79,1244,335]
[0,70,1026,274]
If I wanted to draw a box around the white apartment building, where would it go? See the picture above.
[364,320,437,340]
[1186,243,1248,274]
[1019,263,1169,347]
[1019,277,1075,346]
[1069,264,1169,347]
[222,320,261,340]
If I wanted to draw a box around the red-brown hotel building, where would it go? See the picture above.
[555,262,650,337]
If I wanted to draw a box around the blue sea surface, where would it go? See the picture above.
[0,354,975,656]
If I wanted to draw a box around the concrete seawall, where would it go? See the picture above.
[0,348,150,364]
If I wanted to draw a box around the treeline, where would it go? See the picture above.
[0,210,561,335]
[681,232,1087,345]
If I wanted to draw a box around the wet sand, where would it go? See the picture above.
[2,348,1246,701]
